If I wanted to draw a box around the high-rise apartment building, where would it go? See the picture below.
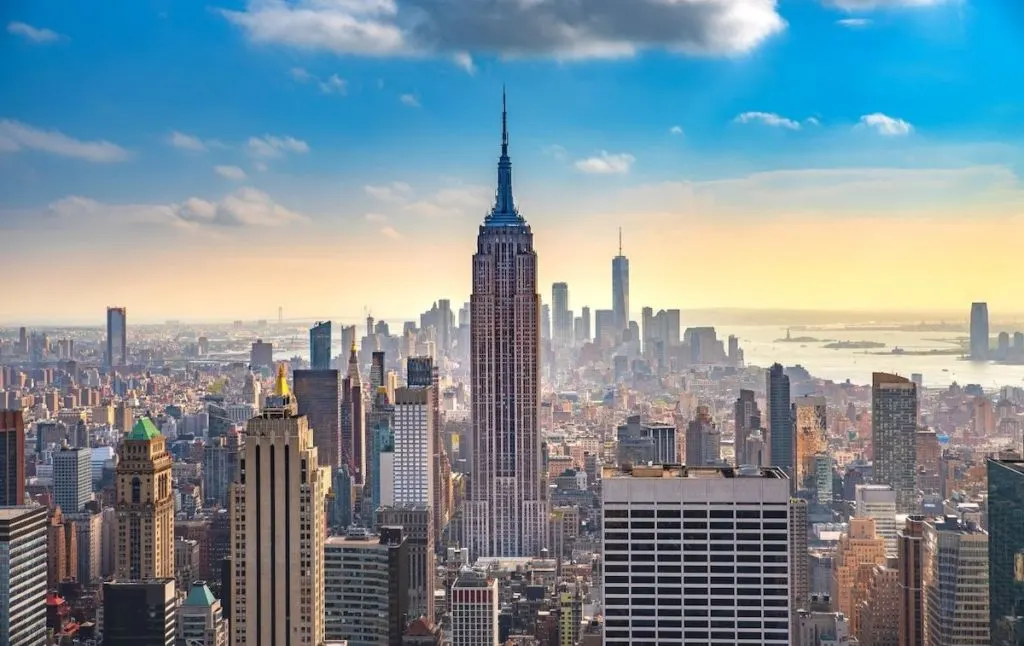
[612,229,630,336]
[310,321,332,370]
[106,306,127,367]
[602,464,791,645]
[54,445,91,513]
[0,506,47,646]
[465,94,547,559]
[793,396,827,492]
[294,369,342,469]
[230,365,330,646]
[922,516,990,645]
[116,417,174,580]
[766,363,793,481]
[832,518,887,620]
[1,409,26,506]
[734,390,762,467]
[897,516,924,646]
[324,527,408,645]
[393,386,434,506]
[790,498,810,614]
[451,568,500,646]
[341,345,366,485]
[102,579,176,645]
[551,282,572,346]
[970,302,990,360]
[871,373,918,513]
[987,459,1024,645]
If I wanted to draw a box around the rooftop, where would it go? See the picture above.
[183,582,217,607]
[127,417,161,441]
[602,464,786,480]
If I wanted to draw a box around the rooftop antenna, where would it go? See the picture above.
[618,227,622,256]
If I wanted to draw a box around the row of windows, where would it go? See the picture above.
[606,508,788,519]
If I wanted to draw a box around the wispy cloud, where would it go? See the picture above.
[452,51,476,74]
[824,0,953,10]
[364,213,389,223]
[291,67,347,94]
[215,165,248,180]
[734,111,802,130]
[247,134,310,158]
[379,226,402,239]
[859,113,914,136]
[575,151,635,175]
[0,119,129,162]
[290,67,312,82]
[837,18,872,27]
[7,21,63,43]
[399,93,420,108]
[670,125,684,135]
[364,182,413,203]
[168,131,215,152]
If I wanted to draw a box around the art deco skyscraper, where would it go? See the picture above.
[115,417,174,580]
[230,364,329,646]
[611,229,629,336]
[465,92,547,558]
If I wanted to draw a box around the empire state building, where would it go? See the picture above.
[464,93,548,558]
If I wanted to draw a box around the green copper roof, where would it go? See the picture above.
[183,583,217,607]
[127,417,161,441]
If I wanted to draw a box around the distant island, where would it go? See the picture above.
[775,328,823,343]
[824,340,887,350]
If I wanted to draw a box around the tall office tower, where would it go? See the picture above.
[177,581,227,646]
[330,464,354,529]
[309,320,332,370]
[793,396,827,492]
[341,344,366,484]
[766,363,794,482]
[340,325,356,359]
[832,518,887,620]
[451,568,500,646]
[102,579,176,645]
[250,339,274,373]
[406,356,449,544]
[393,386,435,506]
[406,356,434,387]
[18,326,28,354]
[551,282,572,346]
[54,445,92,513]
[1,410,26,505]
[541,303,551,340]
[376,505,435,622]
[872,373,918,513]
[602,464,791,645]
[465,93,547,559]
[922,516,990,645]
[594,309,615,348]
[611,228,629,336]
[365,387,395,515]
[970,302,990,360]
[324,527,408,645]
[641,307,654,356]
[685,404,721,466]
[203,434,242,508]
[230,365,329,646]
[106,306,127,367]
[0,506,47,646]
[987,459,1024,645]
[855,484,898,554]
[294,368,342,469]
[242,372,261,410]
[437,298,453,355]
[370,350,386,392]
[580,306,591,343]
[790,498,810,613]
[116,417,174,580]
[66,508,102,584]
[897,516,925,646]
[734,390,762,467]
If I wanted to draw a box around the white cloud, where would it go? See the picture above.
[453,51,476,74]
[806,117,821,126]
[380,225,402,239]
[363,180,489,218]
[837,18,872,27]
[290,66,312,82]
[400,93,420,108]
[734,111,802,130]
[859,113,914,136]
[247,134,310,158]
[221,0,786,61]
[7,21,62,43]
[0,119,129,162]
[364,212,388,222]
[824,0,952,10]
[215,165,248,180]
[364,182,413,202]
[575,151,635,175]
[169,131,210,151]
[670,125,684,135]
[319,74,348,94]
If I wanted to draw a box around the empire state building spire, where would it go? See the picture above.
[485,87,525,227]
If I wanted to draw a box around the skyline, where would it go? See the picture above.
[3,0,1023,321]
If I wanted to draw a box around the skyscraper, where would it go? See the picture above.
[106,306,127,367]
[733,390,761,467]
[309,320,332,370]
[793,395,827,493]
[53,446,92,513]
[230,364,329,646]
[580,306,591,344]
[392,386,435,506]
[970,302,990,360]
[116,417,174,580]
[465,92,547,558]
[611,228,629,336]
[0,409,26,506]
[551,282,572,346]
[898,516,925,646]
[341,344,366,484]
[0,506,47,646]
[766,363,793,481]
[872,373,918,513]
[987,459,1024,645]
[294,368,342,469]
[922,516,990,645]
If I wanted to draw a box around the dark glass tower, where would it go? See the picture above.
[766,363,793,481]
[465,91,547,558]
[988,458,1024,645]
[106,306,127,367]
[310,320,332,370]
[294,368,342,469]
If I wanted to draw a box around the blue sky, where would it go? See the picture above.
[2,0,1023,322]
